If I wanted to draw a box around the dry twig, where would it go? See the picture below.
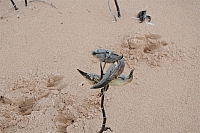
[108,0,121,22]
[98,85,112,133]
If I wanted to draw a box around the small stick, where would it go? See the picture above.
[114,0,121,18]
[10,0,28,10]
[25,0,28,6]
[98,86,112,133]
[10,0,18,10]
[98,63,112,132]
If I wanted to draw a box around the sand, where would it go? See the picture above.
[0,0,199,133]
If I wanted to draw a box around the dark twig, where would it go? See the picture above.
[10,0,18,10]
[98,85,112,133]
[10,0,28,10]
[25,0,28,6]
[98,63,112,133]
[114,0,121,18]
[108,0,121,22]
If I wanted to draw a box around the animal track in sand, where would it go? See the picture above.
[0,74,66,132]
[111,33,170,68]
[0,73,107,132]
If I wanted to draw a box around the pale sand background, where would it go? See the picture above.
[0,0,199,133]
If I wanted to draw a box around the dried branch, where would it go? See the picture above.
[10,0,18,10]
[114,0,121,18]
[98,63,112,133]
[98,85,112,133]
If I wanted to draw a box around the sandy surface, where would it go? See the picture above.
[0,0,200,133]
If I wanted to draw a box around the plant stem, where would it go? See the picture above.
[98,85,112,133]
